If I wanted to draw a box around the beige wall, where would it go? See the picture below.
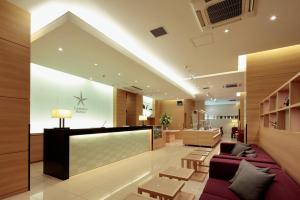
[246,44,300,143]
[246,44,300,184]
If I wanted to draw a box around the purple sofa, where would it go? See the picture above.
[214,142,276,164]
[200,157,300,200]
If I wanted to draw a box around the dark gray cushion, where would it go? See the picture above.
[231,143,251,156]
[229,160,275,200]
[229,159,269,183]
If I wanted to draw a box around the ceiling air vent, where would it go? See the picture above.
[191,0,255,30]
[207,0,242,24]
[223,83,238,88]
[228,99,237,101]
[150,27,167,38]
[131,86,143,91]
[203,86,210,90]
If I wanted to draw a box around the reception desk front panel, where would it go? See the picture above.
[69,130,151,176]
[44,127,153,180]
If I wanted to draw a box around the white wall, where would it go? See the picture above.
[205,104,239,138]
[30,63,113,133]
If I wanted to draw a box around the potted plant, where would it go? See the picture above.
[160,113,172,130]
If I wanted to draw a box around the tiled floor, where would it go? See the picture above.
[5,140,224,200]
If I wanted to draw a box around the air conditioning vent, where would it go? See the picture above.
[150,27,167,38]
[207,0,242,24]
[131,86,143,91]
[228,99,237,101]
[191,0,255,30]
[203,86,210,90]
[223,83,238,88]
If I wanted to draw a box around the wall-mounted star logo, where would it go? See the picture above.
[74,91,88,106]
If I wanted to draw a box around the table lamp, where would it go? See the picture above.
[139,115,147,126]
[51,109,72,128]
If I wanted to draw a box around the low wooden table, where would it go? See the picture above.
[138,177,185,200]
[159,167,195,181]
[189,151,209,156]
[195,147,212,152]
[181,155,206,172]
[124,193,155,200]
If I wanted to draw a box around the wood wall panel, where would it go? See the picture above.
[135,94,143,126]
[160,100,184,130]
[30,134,43,163]
[0,1,30,198]
[0,39,29,99]
[0,152,28,199]
[184,99,195,129]
[126,92,137,126]
[0,1,30,47]
[246,44,300,143]
[114,89,126,127]
[0,97,29,154]
[154,100,161,125]
[259,128,300,184]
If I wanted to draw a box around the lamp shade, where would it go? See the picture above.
[51,109,72,118]
[139,115,147,121]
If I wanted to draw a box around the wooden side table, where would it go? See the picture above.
[181,155,206,172]
[159,167,194,181]
[138,177,185,200]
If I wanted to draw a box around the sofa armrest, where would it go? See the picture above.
[209,156,239,181]
[220,142,235,154]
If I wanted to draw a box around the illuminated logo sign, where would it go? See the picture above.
[73,91,88,113]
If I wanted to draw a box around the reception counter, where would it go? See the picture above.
[43,126,153,180]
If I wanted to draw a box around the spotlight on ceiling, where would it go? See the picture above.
[58,47,63,52]
[236,92,241,97]
[224,29,230,33]
[270,15,277,21]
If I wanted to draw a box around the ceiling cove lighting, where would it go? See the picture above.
[30,3,198,96]
[238,55,247,72]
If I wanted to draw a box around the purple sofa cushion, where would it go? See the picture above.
[265,169,300,200]
[218,144,276,164]
[202,178,239,200]
[200,193,230,200]
[209,157,279,181]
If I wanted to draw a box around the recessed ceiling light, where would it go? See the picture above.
[58,47,63,52]
[134,80,138,83]
[224,29,230,33]
[94,63,98,66]
[236,92,241,97]
[270,15,277,21]
[146,85,150,88]
[118,73,121,76]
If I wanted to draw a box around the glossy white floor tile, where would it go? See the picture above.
[5,140,226,200]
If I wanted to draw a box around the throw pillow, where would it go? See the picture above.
[245,149,256,154]
[229,160,275,200]
[229,160,270,183]
[231,143,251,156]
[245,153,257,158]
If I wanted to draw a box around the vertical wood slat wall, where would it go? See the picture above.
[0,1,30,199]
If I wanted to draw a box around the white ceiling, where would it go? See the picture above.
[31,16,191,100]
[9,0,300,101]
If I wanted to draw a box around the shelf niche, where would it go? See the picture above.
[291,77,300,105]
[269,95,277,111]
[291,107,300,132]
[277,110,289,130]
[277,85,289,109]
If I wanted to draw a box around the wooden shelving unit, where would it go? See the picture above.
[259,72,300,132]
